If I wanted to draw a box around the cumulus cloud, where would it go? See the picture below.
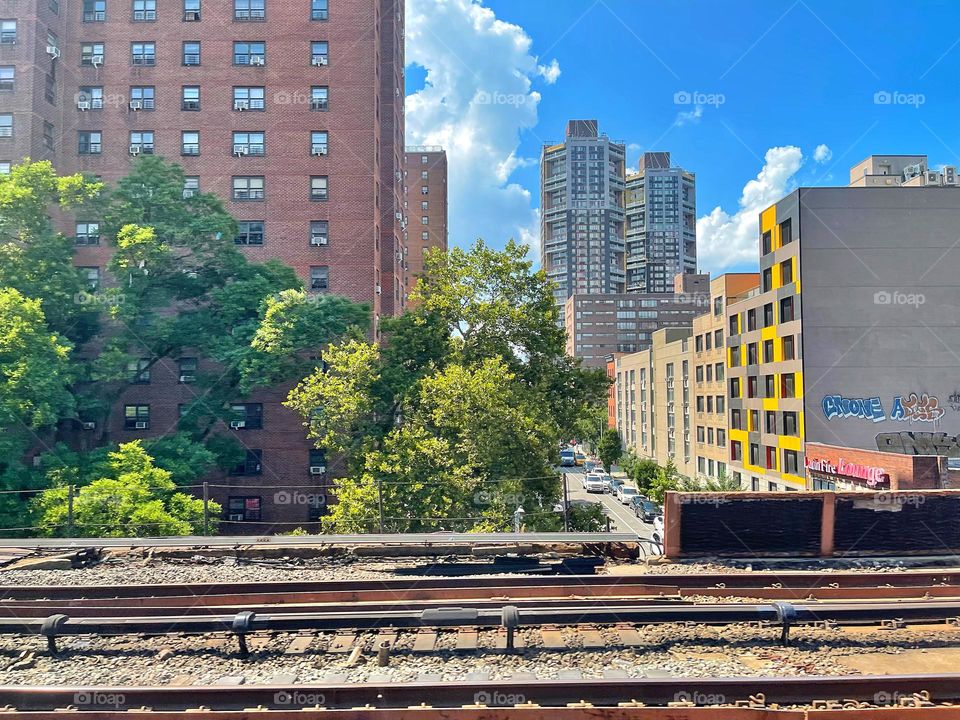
[696,146,804,272]
[405,0,558,260]
[813,144,833,163]
[675,105,704,127]
[537,59,561,84]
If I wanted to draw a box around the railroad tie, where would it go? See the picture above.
[540,624,567,649]
[283,635,315,655]
[327,632,358,653]
[615,623,644,647]
[578,625,606,649]
[454,628,478,652]
[494,628,525,651]
[412,629,437,653]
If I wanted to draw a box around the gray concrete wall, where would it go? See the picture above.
[798,187,960,460]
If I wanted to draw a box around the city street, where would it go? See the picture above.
[559,468,659,545]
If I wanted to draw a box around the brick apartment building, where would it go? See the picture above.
[0,0,407,530]
[403,145,447,301]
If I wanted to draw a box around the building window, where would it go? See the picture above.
[311,41,328,66]
[127,358,151,384]
[421,170,429,179]
[310,131,328,155]
[421,201,428,211]
[234,0,265,20]
[132,0,156,21]
[81,42,105,65]
[730,346,740,366]
[751,477,760,491]
[730,440,742,462]
[310,220,328,246]
[230,449,262,476]
[729,314,739,335]
[421,216,429,225]
[235,220,264,245]
[124,404,150,430]
[309,448,327,474]
[227,496,261,522]
[0,114,12,139]
[311,0,328,20]
[782,335,795,360]
[178,357,197,383]
[234,41,265,66]
[696,395,704,413]
[310,265,328,291]
[184,0,201,21]
[747,308,757,331]
[79,266,100,290]
[716,395,725,413]
[310,86,328,110]
[233,86,265,110]
[715,362,724,381]
[763,374,775,398]
[717,429,726,447]
[780,296,795,322]
[233,131,265,156]
[762,267,772,292]
[75,222,100,246]
[77,86,104,110]
[78,131,102,154]
[730,377,740,397]
[765,410,777,434]
[421,186,428,195]
[233,176,265,201]
[763,339,774,364]
[780,218,793,245]
[50,0,60,13]
[183,176,199,198]
[761,230,772,255]
[781,258,794,284]
[229,403,263,429]
[749,443,760,466]
[783,411,798,437]
[747,376,757,398]
[767,482,778,492]
[695,335,703,352]
[131,42,156,66]
[181,86,200,110]
[730,409,742,430]
[695,365,704,383]
[182,41,200,65]
[310,176,328,201]
[83,1,106,21]
[747,342,758,365]
[129,86,155,110]
[781,372,796,398]
[763,303,774,327]
[0,20,15,44]
[181,131,200,155]
[696,426,705,443]
[0,66,13,92]
[421,231,429,241]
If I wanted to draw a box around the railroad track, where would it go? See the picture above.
[3,674,960,716]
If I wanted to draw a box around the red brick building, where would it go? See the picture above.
[402,145,446,302]
[0,0,406,530]
[804,442,949,491]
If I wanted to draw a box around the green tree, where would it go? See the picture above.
[597,430,623,470]
[647,459,681,503]
[681,471,744,492]
[287,240,608,532]
[34,441,219,537]
[622,453,660,494]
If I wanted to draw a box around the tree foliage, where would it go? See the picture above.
[34,441,219,537]
[597,430,623,470]
[287,239,608,532]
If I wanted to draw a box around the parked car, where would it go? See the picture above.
[575,452,586,466]
[583,472,607,493]
[617,484,639,505]
[560,449,576,467]
[631,497,662,523]
[606,477,624,495]
[583,459,596,472]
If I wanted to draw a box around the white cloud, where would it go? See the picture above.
[537,58,561,84]
[675,105,704,127]
[814,144,833,163]
[696,146,804,272]
[405,0,558,261]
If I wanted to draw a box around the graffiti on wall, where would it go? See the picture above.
[876,431,960,457]
[822,392,945,425]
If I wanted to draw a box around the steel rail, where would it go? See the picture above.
[0,532,638,549]
[6,570,960,601]
[4,674,960,711]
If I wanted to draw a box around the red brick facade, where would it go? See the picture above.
[805,442,947,491]
[403,147,446,302]
[1,0,405,531]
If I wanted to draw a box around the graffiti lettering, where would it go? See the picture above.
[822,395,886,422]
[891,393,944,423]
[949,392,960,413]
[876,432,960,457]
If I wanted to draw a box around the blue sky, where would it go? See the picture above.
[405,0,960,275]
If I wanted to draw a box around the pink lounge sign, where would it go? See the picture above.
[805,457,888,488]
